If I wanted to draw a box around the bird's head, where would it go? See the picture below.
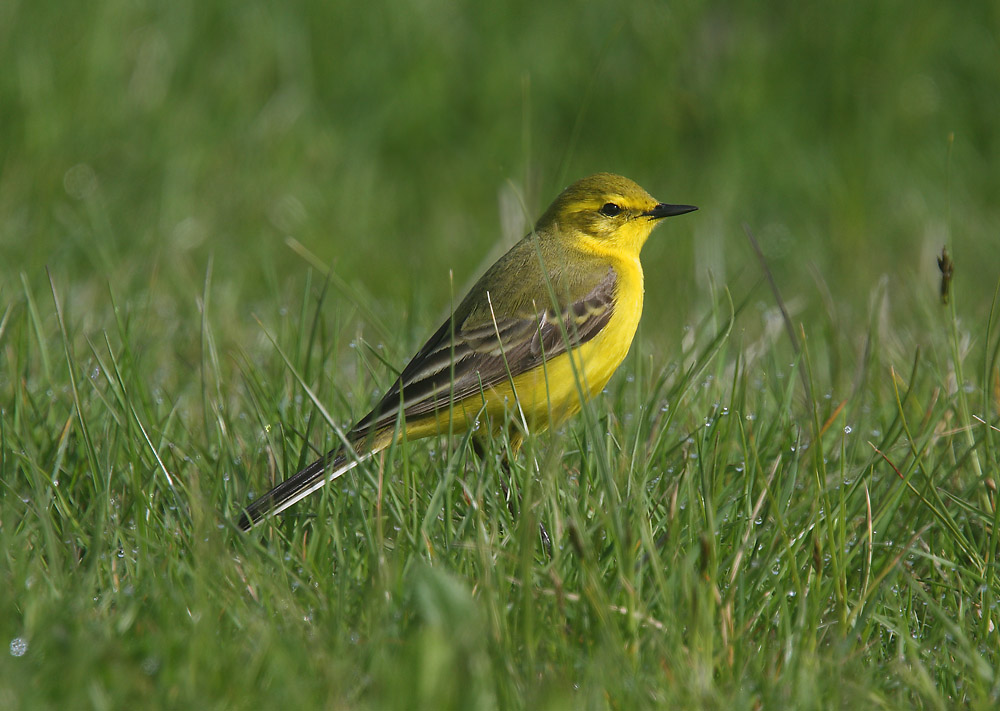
[536,173,696,257]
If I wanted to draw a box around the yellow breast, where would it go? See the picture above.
[489,254,644,430]
[403,254,645,441]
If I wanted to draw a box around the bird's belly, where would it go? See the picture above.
[492,284,643,431]
[404,267,644,440]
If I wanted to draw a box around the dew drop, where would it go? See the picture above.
[9,637,27,657]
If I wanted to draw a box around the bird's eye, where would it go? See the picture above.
[599,202,622,217]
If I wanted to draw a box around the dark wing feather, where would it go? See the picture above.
[351,266,617,438]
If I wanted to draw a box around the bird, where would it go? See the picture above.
[238,173,696,530]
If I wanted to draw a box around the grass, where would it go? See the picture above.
[2,0,1000,708]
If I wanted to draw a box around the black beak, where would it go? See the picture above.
[643,203,698,219]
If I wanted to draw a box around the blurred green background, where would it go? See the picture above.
[3,0,997,353]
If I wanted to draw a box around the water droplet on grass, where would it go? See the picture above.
[9,637,27,657]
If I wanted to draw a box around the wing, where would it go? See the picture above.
[351,265,617,439]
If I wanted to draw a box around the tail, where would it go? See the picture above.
[237,444,380,531]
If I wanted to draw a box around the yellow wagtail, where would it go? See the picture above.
[238,173,696,530]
